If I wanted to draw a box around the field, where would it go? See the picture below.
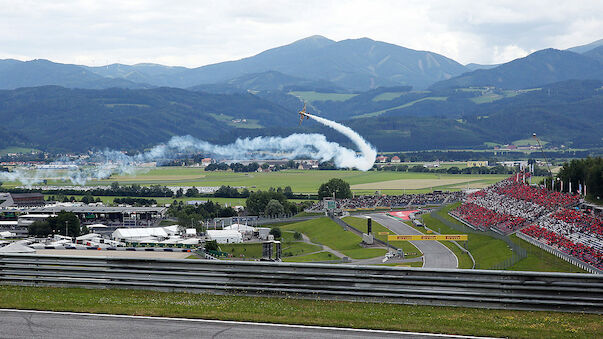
[1,286,600,338]
[87,167,507,194]
[288,91,357,102]
[353,96,447,119]
[281,218,387,259]
[0,146,40,156]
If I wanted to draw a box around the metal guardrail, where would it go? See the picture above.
[1,254,602,313]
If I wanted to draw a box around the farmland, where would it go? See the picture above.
[88,167,506,194]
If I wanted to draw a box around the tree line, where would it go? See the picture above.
[556,157,603,202]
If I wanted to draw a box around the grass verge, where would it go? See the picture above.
[507,235,587,273]
[342,216,421,258]
[281,218,387,259]
[0,285,600,338]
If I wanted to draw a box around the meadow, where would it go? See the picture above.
[86,167,507,194]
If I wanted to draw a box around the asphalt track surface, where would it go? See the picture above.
[369,213,458,269]
[0,309,490,339]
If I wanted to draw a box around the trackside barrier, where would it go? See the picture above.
[517,232,603,275]
[0,254,601,313]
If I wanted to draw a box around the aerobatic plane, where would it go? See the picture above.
[298,103,310,125]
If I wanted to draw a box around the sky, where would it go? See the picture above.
[1,0,601,67]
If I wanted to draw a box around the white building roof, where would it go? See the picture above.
[0,242,35,253]
[112,227,168,239]
[0,231,16,238]
[207,230,242,239]
[163,225,180,235]
[87,223,108,228]
[76,233,101,241]
[185,228,197,235]
[223,224,255,232]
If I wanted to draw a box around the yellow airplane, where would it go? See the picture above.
[299,103,310,125]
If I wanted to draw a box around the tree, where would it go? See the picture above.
[28,220,52,237]
[27,211,80,237]
[293,231,302,240]
[264,199,284,217]
[246,190,286,215]
[269,227,282,240]
[318,178,352,199]
[204,240,219,252]
[283,186,293,199]
[52,211,81,237]
[185,187,199,197]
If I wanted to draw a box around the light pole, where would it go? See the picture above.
[65,220,68,237]
[532,133,553,188]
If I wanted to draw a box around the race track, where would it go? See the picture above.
[369,213,458,269]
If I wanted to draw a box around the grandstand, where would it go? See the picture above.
[450,174,602,270]
[309,191,463,211]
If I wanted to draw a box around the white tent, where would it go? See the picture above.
[0,242,35,253]
[163,225,180,236]
[112,227,168,241]
[207,230,242,244]
[185,228,197,236]
[180,238,199,245]
[224,224,255,232]
[0,231,16,238]
[76,233,101,241]
[87,223,108,229]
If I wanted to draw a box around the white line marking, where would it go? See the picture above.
[0,308,498,338]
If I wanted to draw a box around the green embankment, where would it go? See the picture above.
[219,233,322,260]
[427,204,585,272]
[421,203,512,269]
[283,251,338,262]
[507,235,587,273]
[342,216,421,258]
[281,218,387,259]
[0,286,599,338]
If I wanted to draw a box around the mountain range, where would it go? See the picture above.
[0,36,602,154]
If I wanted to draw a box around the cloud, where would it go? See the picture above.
[0,0,601,67]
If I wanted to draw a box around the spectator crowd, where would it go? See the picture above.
[309,191,464,211]
[450,174,601,270]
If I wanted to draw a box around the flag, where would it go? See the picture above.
[579,183,583,195]
[569,181,572,193]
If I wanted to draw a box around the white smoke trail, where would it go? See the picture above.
[0,114,377,186]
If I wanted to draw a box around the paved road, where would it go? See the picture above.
[0,309,483,339]
[369,213,458,269]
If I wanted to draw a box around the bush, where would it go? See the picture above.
[270,227,282,240]
[294,232,302,240]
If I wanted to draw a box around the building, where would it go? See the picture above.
[9,193,46,207]
[423,162,440,168]
[112,227,169,242]
[390,156,401,163]
[467,161,488,167]
[206,229,242,244]
[201,158,213,166]
[5,206,167,228]
[376,156,388,163]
